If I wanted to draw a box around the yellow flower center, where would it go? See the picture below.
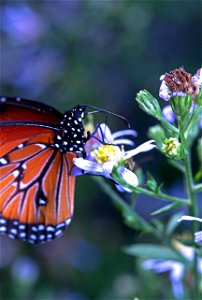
[162,137,181,156]
[93,145,123,165]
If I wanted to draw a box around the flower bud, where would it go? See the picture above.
[136,90,162,120]
[161,137,183,160]
[170,94,192,116]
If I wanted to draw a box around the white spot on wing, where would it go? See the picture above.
[22,163,27,170]
[0,226,6,232]
[38,224,45,230]
[8,234,15,239]
[19,181,28,189]
[13,170,19,178]
[47,234,53,239]
[30,234,37,240]
[10,228,17,235]
[38,198,46,206]
[17,144,24,149]
[46,226,55,232]
[31,226,37,232]
[0,158,8,165]
[19,232,26,238]
[56,223,65,229]
[19,224,26,230]
[55,229,63,237]
[65,219,71,226]
[36,144,46,149]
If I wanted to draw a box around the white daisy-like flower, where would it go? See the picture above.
[72,123,156,192]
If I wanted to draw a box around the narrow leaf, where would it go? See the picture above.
[123,244,183,261]
[166,212,184,236]
[151,202,180,216]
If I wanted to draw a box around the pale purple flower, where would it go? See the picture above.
[192,68,202,88]
[162,105,175,123]
[143,259,184,298]
[159,67,202,101]
[72,124,155,192]
[162,103,202,128]
[143,241,202,299]
[178,215,202,244]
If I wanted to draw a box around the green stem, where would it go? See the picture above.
[93,176,152,231]
[112,168,189,205]
[193,183,202,193]
[178,117,200,300]
[160,116,179,134]
[134,187,190,205]
[93,177,189,265]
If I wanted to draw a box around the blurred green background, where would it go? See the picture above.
[0,1,201,299]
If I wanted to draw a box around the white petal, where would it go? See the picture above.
[178,216,202,223]
[159,81,171,101]
[112,129,137,139]
[170,262,184,281]
[71,166,84,176]
[143,259,177,273]
[102,162,115,175]
[172,91,187,97]
[113,138,135,147]
[124,140,156,160]
[160,74,165,81]
[192,68,202,86]
[195,231,202,243]
[97,123,113,143]
[73,158,103,173]
[115,184,133,193]
[162,105,175,123]
[117,166,139,187]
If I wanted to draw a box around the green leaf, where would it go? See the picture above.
[123,244,183,261]
[166,212,184,236]
[151,202,180,216]
[146,172,160,193]
[151,219,164,232]
[122,209,152,233]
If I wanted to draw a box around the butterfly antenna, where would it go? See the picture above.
[83,104,130,128]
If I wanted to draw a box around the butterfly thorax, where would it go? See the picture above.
[54,105,86,155]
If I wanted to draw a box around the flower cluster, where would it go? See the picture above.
[72,123,156,192]
[159,67,202,101]
[143,240,202,299]
[161,137,183,160]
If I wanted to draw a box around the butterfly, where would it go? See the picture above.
[0,96,88,244]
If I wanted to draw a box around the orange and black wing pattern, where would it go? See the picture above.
[0,97,86,243]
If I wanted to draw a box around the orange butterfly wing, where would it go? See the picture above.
[0,97,84,243]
